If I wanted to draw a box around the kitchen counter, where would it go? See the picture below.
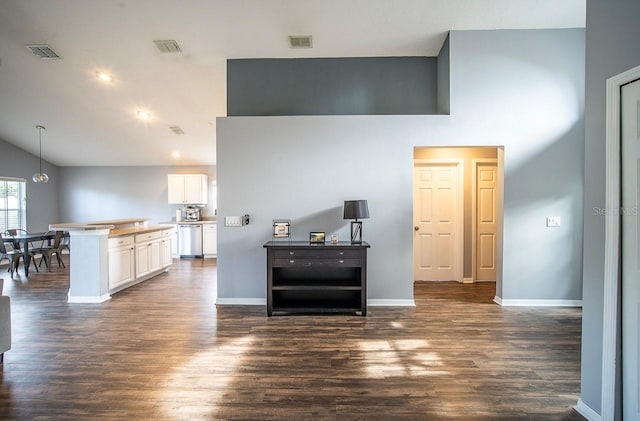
[109,225,175,238]
[50,218,176,304]
[159,220,216,225]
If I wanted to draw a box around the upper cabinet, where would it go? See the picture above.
[168,174,208,204]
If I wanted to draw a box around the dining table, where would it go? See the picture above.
[2,231,58,276]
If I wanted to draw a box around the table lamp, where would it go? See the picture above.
[343,200,370,243]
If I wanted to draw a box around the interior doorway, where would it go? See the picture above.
[413,147,504,292]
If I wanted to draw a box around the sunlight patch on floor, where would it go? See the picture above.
[159,335,254,418]
[358,339,449,378]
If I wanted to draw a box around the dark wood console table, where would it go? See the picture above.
[263,241,370,316]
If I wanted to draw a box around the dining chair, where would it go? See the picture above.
[4,229,27,252]
[33,231,66,271]
[0,234,22,279]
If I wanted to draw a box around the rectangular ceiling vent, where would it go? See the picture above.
[288,35,313,48]
[169,125,185,135]
[153,39,182,53]
[24,44,62,60]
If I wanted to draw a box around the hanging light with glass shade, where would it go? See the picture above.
[32,125,49,183]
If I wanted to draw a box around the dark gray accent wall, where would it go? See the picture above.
[58,166,216,225]
[581,0,640,416]
[227,57,438,116]
[0,137,60,232]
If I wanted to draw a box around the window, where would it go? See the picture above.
[0,177,27,234]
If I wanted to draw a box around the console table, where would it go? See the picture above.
[263,241,370,316]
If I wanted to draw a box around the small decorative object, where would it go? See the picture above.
[272,219,291,239]
[32,125,49,183]
[309,232,325,244]
[331,234,339,244]
[343,200,370,243]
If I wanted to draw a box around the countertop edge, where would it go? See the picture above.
[109,225,175,238]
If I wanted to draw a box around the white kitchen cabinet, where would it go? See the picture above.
[161,228,174,267]
[108,236,136,290]
[168,174,208,204]
[203,223,217,257]
[135,231,162,278]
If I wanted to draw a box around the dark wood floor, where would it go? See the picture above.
[0,257,584,420]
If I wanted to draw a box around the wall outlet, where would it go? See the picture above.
[546,216,561,227]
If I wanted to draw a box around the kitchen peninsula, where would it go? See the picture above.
[50,218,175,303]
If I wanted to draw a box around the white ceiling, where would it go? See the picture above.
[0,0,585,167]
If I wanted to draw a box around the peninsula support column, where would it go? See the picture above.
[65,227,112,303]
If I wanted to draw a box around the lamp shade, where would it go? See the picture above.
[343,200,370,220]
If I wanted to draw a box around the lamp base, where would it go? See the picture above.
[350,221,363,243]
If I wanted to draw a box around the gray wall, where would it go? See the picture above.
[581,0,640,415]
[227,57,439,116]
[0,137,60,232]
[216,29,585,303]
[58,166,216,225]
[437,34,451,115]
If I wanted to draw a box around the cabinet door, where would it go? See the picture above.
[167,174,185,204]
[136,243,151,278]
[149,240,162,273]
[162,238,173,267]
[203,224,217,256]
[108,246,135,289]
[183,174,208,204]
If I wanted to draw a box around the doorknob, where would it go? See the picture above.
[414,226,419,231]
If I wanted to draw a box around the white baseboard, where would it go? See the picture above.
[494,297,582,307]
[574,399,601,421]
[67,293,111,304]
[368,299,415,307]
[462,277,474,284]
[215,298,266,306]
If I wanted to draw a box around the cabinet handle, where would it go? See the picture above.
[289,260,295,264]
[339,252,344,255]
[338,260,344,264]
[289,251,295,255]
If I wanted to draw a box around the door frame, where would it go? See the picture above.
[413,158,464,283]
[601,64,640,420]
[471,158,498,283]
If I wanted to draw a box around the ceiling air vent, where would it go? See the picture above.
[169,126,184,135]
[153,39,181,53]
[288,35,312,48]
[24,44,62,60]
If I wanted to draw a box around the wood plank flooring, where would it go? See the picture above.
[0,258,584,420]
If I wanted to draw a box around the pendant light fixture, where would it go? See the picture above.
[32,125,49,183]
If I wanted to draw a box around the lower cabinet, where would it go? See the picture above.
[135,231,162,278]
[203,223,217,257]
[108,236,135,290]
[108,228,173,293]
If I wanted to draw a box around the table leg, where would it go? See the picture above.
[23,239,30,276]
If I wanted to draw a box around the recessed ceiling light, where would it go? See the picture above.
[137,110,151,120]
[171,151,181,158]
[96,72,112,82]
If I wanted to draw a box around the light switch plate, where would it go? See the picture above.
[225,216,242,227]
[546,216,561,227]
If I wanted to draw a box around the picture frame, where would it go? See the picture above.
[272,219,291,239]
[309,231,325,244]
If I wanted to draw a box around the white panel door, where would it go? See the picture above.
[622,78,640,421]
[414,162,462,281]
[476,162,497,281]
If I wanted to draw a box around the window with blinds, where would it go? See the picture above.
[0,177,27,234]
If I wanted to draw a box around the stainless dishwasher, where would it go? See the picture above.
[178,224,203,257]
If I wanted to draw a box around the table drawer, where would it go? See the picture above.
[272,249,360,259]
[273,258,361,268]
